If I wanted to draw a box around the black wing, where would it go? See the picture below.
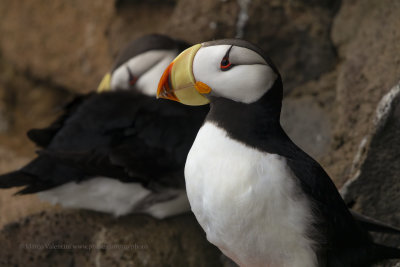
[0,155,89,194]
[42,91,207,187]
[350,210,400,234]
[27,94,92,147]
[44,91,208,186]
[1,94,93,193]
[281,134,400,265]
[284,151,370,245]
[0,90,208,193]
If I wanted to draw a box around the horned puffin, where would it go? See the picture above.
[0,34,208,218]
[157,39,400,266]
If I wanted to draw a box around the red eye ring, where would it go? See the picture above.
[126,67,138,86]
[220,57,232,70]
[129,76,138,85]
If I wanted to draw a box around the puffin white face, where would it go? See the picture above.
[193,45,277,104]
[109,49,178,96]
[157,42,279,105]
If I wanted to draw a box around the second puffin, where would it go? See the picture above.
[0,34,208,218]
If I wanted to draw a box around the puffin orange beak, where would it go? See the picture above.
[156,44,210,106]
[157,62,179,102]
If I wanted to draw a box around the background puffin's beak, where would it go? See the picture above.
[97,73,112,92]
[157,44,210,106]
[157,62,179,102]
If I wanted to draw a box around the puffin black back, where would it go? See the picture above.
[27,94,92,147]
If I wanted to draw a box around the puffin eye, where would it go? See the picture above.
[220,57,232,71]
[127,67,138,86]
[220,46,234,71]
[129,76,138,85]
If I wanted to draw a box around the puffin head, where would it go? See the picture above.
[97,34,189,96]
[157,39,282,106]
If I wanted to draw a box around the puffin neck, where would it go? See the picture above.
[206,78,285,151]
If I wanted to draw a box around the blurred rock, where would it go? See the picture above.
[164,0,239,43]
[108,1,178,56]
[245,0,340,91]
[343,84,400,256]
[281,70,337,161]
[0,58,70,228]
[0,110,8,134]
[282,96,332,159]
[0,0,114,93]
[330,0,400,185]
[0,210,221,267]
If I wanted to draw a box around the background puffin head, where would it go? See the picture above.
[98,34,189,95]
[157,39,283,109]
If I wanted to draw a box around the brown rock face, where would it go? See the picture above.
[330,0,400,185]
[343,85,400,267]
[0,61,68,228]
[245,0,340,91]
[0,0,400,265]
[344,86,400,239]
[0,0,114,93]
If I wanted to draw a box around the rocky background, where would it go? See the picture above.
[0,0,399,266]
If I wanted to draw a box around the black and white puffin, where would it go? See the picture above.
[157,39,400,266]
[0,34,208,218]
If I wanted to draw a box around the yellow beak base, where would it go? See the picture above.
[97,73,112,92]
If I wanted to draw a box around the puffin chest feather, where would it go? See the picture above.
[185,122,317,267]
